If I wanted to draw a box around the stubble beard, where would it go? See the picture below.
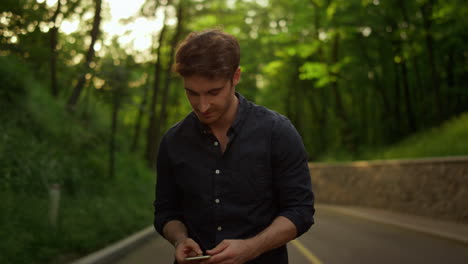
[199,93,234,126]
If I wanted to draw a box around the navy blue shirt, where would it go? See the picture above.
[154,93,315,263]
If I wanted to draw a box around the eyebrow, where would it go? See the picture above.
[184,86,224,94]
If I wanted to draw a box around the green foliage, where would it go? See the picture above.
[299,62,329,87]
[319,112,468,162]
[2,0,467,163]
[1,2,467,262]
[0,55,27,104]
[363,112,468,160]
[0,56,154,264]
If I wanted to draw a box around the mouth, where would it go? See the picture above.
[200,111,213,118]
[202,112,213,117]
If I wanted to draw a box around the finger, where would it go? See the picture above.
[186,239,204,255]
[175,251,186,264]
[206,240,229,255]
[201,250,230,264]
[176,251,201,264]
[175,244,196,263]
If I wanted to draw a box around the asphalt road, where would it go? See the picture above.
[298,209,468,264]
[115,208,468,264]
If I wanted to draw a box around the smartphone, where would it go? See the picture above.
[184,255,211,261]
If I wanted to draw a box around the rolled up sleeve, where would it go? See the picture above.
[153,136,183,236]
[271,117,315,237]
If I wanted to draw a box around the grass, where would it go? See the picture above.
[315,111,468,163]
[360,112,468,161]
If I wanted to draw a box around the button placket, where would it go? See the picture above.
[213,158,225,239]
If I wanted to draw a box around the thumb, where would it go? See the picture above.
[206,240,229,255]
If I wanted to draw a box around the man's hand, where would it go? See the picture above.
[200,239,257,264]
[175,237,204,264]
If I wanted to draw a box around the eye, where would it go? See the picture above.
[186,90,198,96]
[209,89,221,96]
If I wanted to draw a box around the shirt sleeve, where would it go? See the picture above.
[271,117,315,237]
[153,135,184,236]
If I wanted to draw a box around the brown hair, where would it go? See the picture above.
[173,29,240,80]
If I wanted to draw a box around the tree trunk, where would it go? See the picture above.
[67,0,102,110]
[412,56,424,107]
[131,82,150,152]
[155,3,184,151]
[393,55,402,137]
[330,33,355,154]
[49,0,61,97]
[109,87,120,179]
[446,46,455,89]
[330,34,345,123]
[446,47,456,113]
[421,0,442,120]
[359,37,391,115]
[145,11,168,169]
[401,59,416,132]
[308,0,328,157]
[131,0,161,153]
[289,67,302,134]
[397,0,416,132]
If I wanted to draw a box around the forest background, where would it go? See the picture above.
[1,0,467,263]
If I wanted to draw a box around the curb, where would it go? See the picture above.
[317,204,468,245]
[69,226,157,264]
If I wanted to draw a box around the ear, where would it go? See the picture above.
[232,67,241,87]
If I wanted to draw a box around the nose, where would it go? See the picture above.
[199,96,210,113]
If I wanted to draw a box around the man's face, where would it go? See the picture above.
[183,69,240,125]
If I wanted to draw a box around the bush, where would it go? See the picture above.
[0,55,28,105]
[0,56,154,263]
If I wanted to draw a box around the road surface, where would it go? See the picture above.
[115,207,468,264]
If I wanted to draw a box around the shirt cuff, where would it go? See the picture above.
[154,215,184,238]
[278,206,315,237]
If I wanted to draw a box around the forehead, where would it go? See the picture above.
[183,75,229,92]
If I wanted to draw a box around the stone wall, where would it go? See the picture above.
[309,156,468,223]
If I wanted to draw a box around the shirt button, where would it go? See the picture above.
[215,198,220,204]
[217,226,222,231]
[214,141,219,146]
[215,169,220,175]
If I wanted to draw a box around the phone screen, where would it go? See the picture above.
[185,255,211,261]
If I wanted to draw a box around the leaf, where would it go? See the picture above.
[297,42,321,58]
[316,75,331,87]
[263,60,285,76]
[326,2,338,19]
[299,62,328,80]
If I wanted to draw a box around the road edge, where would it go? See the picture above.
[68,204,468,264]
[317,204,468,246]
[69,226,157,264]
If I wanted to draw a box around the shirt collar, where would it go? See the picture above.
[230,92,250,135]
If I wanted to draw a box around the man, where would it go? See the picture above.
[154,29,315,264]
